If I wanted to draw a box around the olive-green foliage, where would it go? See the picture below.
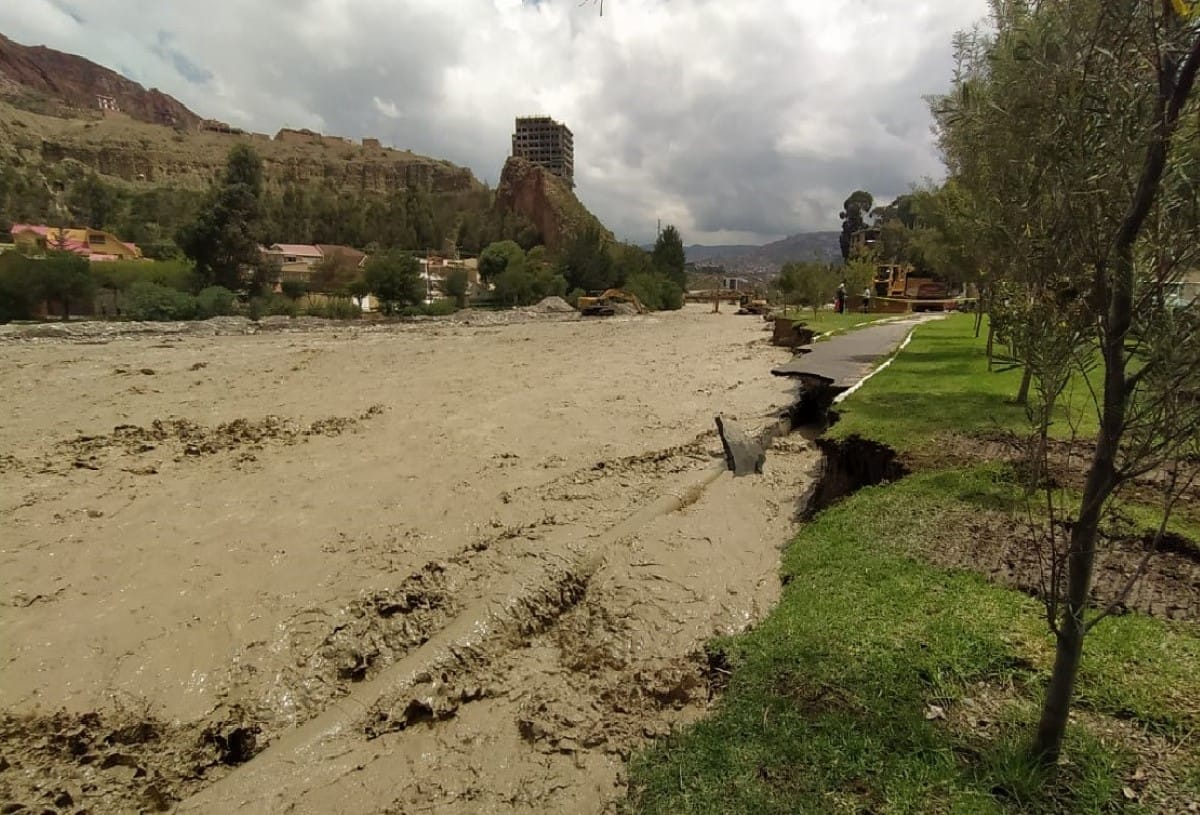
[422,298,459,316]
[303,296,361,320]
[0,251,39,322]
[443,268,469,308]
[90,259,197,293]
[248,295,297,320]
[363,250,423,314]
[178,146,265,291]
[778,261,837,315]
[195,286,236,318]
[280,278,307,301]
[398,299,460,318]
[38,251,95,320]
[493,250,567,306]
[651,224,687,289]
[125,281,198,321]
[1,161,538,260]
[479,240,525,284]
[559,226,619,293]
[624,271,683,311]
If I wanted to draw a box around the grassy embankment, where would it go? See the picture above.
[774,308,897,337]
[626,315,1200,814]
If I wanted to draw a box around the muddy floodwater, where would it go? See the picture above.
[0,305,819,813]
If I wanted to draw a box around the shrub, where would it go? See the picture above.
[196,286,235,318]
[624,272,684,312]
[0,253,40,322]
[126,281,198,321]
[304,297,361,320]
[423,298,459,316]
[660,280,684,310]
[248,295,297,320]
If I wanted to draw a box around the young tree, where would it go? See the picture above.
[178,145,265,291]
[443,268,469,308]
[362,250,423,315]
[479,240,525,286]
[652,224,687,289]
[559,226,617,293]
[781,261,837,318]
[775,263,799,313]
[936,0,1200,763]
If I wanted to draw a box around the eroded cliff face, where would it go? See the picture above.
[1,100,481,196]
[493,157,612,251]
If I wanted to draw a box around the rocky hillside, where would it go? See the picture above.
[0,34,480,196]
[0,99,480,196]
[494,157,612,251]
[0,33,200,128]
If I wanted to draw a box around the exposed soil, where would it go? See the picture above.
[928,512,1200,622]
[0,305,817,813]
[904,431,1200,526]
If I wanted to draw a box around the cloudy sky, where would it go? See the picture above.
[1,0,990,245]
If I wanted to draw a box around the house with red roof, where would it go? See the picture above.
[10,225,142,261]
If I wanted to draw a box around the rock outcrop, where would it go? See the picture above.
[0,33,201,128]
[493,157,612,251]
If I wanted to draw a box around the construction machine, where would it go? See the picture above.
[577,289,647,316]
[736,294,771,315]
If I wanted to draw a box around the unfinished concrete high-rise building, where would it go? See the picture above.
[511,116,574,187]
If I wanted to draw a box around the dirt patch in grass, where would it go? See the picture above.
[905,431,1200,527]
[918,510,1200,622]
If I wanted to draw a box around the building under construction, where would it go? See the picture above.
[511,116,574,187]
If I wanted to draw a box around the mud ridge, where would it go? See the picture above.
[174,419,797,812]
[43,405,386,472]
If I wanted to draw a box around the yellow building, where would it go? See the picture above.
[10,224,143,261]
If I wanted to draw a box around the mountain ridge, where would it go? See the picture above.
[680,231,842,273]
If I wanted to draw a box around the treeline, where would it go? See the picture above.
[1,145,689,321]
[478,224,687,310]
[0,160,539,259]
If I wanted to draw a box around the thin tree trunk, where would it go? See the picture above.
[986,322,995,370]
[1032,330,1122,762]
[1016,365,1033,405]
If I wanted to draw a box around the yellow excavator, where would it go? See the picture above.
[577,289,648,316]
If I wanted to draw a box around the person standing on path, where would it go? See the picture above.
[862,286,872,313]
[835,281,847,314]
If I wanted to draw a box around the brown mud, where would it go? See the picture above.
[0,306,818,814]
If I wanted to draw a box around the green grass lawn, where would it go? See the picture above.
[829,314,1099,450]
[624,316,1199,814]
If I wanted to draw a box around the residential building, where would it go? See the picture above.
[261,243,366,285]
[416,255,480,303]
[263,244,324,281]
[9,224,142,261]
[512,116,574,187]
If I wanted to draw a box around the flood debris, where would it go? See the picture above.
[715,416,765,476]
